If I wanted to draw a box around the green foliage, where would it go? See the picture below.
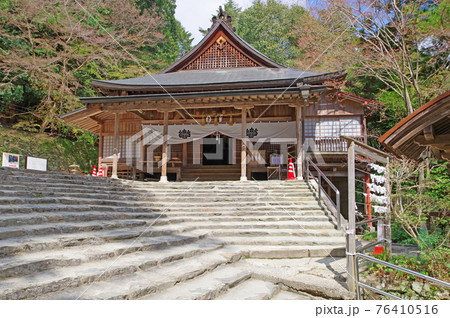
[362,231,377,242]
[135,0,193,63]
[235,0,306,67]
[369,248,450,283]
[0,126,97,172]
[0,0,192,135]
[203,0,307,67]
[391,220,415,244]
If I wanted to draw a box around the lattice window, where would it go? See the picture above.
[304,117,362,137]
[183,38,259,70]
[103,136,141,159]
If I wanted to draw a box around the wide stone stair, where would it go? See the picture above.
[0,167,351,300]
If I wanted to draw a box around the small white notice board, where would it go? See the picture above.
[26,156,47,171]
[2,152,20,168]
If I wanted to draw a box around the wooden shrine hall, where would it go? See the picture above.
[62,8,374,182]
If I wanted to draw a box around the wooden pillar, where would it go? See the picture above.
[139,129,145,173]
[112,112,120,179]
[240,107,248,181]
[347,141,357,294]
[182,142,188,167]
[98,123,104,166]
[160,110,169,182]
[296,105,304,179]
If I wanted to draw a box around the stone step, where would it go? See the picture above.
[271,289,324,300]
[140,264,251,300]
[0,211,164,227]
[0,240,225,300]
[0,219,151,240]
[171,220,337,230]
[0,195,320,207]
[0,189,315,200]
[0,204,326,215]
[206,229,343,237]
[1,177,309,188]
[0,196,320,208]
[0,218,340,242]
[0,184,313,197]
[0,212,334,228]
[163,212,335,220]
[38,249,239,300]
[218,236,345,246]
[0,237,223,280]
[216,279,280,300]
[0,227,208,257]
[239,245,346,258]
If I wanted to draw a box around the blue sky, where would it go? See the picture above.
[175,0,307,45]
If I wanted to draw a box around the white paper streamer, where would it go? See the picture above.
[373,206,388,214]
[369,163,386,174]
[371,194,387,205]
[369,183,387,195]
[370,174,386,185]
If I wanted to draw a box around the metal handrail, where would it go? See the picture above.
[305,158,342,229]
[355,253,450,300]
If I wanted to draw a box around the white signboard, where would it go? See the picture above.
[2,152,20,168]
[26,156,47,171]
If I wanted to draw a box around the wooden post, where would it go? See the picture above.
[347,141,357,294]
[98,123,104,167]
[240,107,247,181]
[182,142,188,167]
[296,105,303,179]
[112,113,120,179]
[160,110,169,182]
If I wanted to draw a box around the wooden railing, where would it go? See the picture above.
[305,136,365,153]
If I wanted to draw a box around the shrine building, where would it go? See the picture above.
[62,8,375,184]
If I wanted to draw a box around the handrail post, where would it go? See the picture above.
[336,190,341,229]
[306,158,309,182]
[318,174,322,202]
[355,255,361,300]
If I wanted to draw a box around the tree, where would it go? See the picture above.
[294,0,359,72]
[235,0,307,67]
[0,0,164,133]
[329,0,449,114]
[135,0,193,64]
[388,157,449,251]
[0,0,192,134]
[199,0,243,36]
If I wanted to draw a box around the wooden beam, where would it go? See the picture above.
[414,134,450,149]
[354,144,388,164]
[99,99,301,111]
[64,106,102,123]
[141,116,292,125]
[129,110,148,120]
[423,125,434,141]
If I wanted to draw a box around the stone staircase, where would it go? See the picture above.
[0,167,351,300]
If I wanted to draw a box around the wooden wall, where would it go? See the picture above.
[304,94,364,117]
